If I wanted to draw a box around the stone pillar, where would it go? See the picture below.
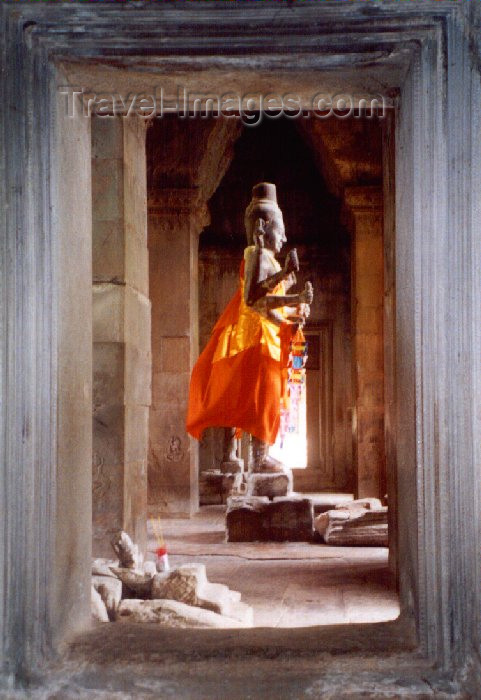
[148,190,209,516]
[91,116,151,557]
[344,187,385,499]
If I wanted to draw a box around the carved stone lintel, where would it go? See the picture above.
[148,187,200,212]
[148,187,210,235]
[341,185,383,230]
[343,185,383,212]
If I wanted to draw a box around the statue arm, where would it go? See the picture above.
[244,241,313,327]
[244,247,299,306]
[252,283,313,326]
[255,283,313,312]
[258,264,297,294]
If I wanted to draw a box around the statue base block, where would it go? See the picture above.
[220,458,244,475]
[246,471,292,499]
[226,495,313,542]
[200,471,244,506]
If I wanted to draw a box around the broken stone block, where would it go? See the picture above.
[246,471,292,499]
[143,560,157,577]
[300,493,354,516]
[225,496,269,542]
[226,496,313,542]
[110,530,142,569]
[335,497,383,513]
[267,498,314,541]
[116,599,250,628]
[92,558,119,577]
[92,575,122,620]
[314,509,350,538]
[151,563,252,624]
[91,585,109,622]
[109,566,153,598]
[194,581,251,625]
[151,563,207,605]
[318,507,388,546]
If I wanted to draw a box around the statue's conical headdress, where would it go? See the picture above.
[244,182,282,245]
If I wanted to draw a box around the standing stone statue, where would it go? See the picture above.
[187,183,313,474]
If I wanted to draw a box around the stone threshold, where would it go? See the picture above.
[26,617,461,699]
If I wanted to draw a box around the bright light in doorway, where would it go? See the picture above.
[270,388,308,469]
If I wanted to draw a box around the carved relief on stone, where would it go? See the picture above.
[166,435,184,462]
[92,452,111,499]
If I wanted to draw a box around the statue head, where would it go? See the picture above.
[244,182,285,250]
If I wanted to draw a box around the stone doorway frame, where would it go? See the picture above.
[1,0,480,687]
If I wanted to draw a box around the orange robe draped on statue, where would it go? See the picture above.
[186,246,293,445]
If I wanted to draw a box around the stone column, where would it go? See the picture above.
[344,186,385,499]
[148,189,209,516]
[91,116,151,557]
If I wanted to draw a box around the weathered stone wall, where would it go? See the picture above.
[298,118,385,500]
[344,186,385,500]
[2,2,481,692]
[53,100,94,652]
[147,117,241,516]
[148,190,207,517]
[91,116,151,557]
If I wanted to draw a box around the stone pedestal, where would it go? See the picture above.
[225,497,269,542]
[344,187,385,500]
[148,190,209,516]
[199,471,244,506]
[226,495,313,542]
[220,459,244,474]
[245,471,292,499]
[91,117,151,558]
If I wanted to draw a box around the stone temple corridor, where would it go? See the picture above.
[3,2,481,698]
[152,506,399,628]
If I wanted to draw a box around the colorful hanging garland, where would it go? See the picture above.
[279,327,308,445]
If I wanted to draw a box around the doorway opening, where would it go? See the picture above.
[197,116,350,490]
[8,3,471,683]
[142,112,398,627]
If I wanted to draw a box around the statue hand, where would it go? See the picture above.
[299,281,313,305]
[297,303,310,319]
[290,303,310,327]
[284,248,299,275]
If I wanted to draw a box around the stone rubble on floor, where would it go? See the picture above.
[225,494,388,544]
[109,566,153,598]
[152,563,252,624]
[90,532,254,628]
[91,585,109,622]
[116,598,250,628]
[314,498,388,546]
[111,529,143,569]
[92,574,122,620]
